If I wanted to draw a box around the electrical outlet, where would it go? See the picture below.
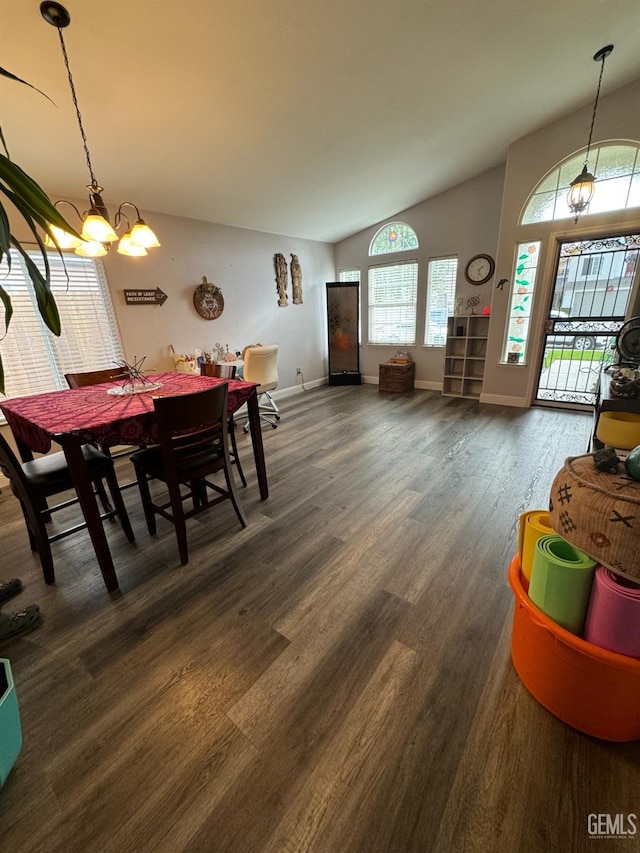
[296,367,302,375]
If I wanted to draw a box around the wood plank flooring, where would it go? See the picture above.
[1,385,638,852]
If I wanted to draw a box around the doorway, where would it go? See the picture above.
[534,233,640,407]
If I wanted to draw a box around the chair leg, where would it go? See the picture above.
[18,500,37,551]
[103,469,135,543]
[134,466,157,535]
[228,415,247,487]
[167,481,189,565]
[191,479,205,510]
[95,479,114,516]
[262,391,281,420]
[223,463,247,529]
[26,503,56,584]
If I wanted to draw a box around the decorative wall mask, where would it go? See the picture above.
[290,254,303,304]
[193,276,224,320]
[274,253,289,307]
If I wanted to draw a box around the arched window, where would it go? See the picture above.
[521,141,640,225]
[369,222,418,256]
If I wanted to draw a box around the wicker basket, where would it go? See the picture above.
[379,362,415,392]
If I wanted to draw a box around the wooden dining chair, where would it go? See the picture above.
[0,433,135,585]
[64,367,139,490]
[200,362,247,487]
[130,384,247,565]
[64,367,127,388]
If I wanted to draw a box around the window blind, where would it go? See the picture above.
[339,268,360,282]
[425,256,457,346]
[367,262,418,345]
[0,251,125,402]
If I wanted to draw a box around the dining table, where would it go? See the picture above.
[0,372,268,592]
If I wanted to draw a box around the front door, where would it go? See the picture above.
[534,233,640,408]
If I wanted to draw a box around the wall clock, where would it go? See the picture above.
[465,253,495,285]
[193,276,224,320]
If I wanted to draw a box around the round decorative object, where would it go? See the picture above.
[40,2,71,28]
[193,276,224,320]
[625,445,640,480]
[464,253,495,285]
[624,445,640,480]
[615,317,640,364]
[466,295,480,314]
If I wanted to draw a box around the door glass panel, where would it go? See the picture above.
[535,234,640,407]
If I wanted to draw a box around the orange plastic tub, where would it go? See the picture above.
[509,554,640,741]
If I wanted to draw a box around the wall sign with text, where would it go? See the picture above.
[123,288,168,306]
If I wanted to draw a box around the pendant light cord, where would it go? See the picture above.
[584,54,607,167]
[55,26,99,189]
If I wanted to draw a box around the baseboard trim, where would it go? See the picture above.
[479,393,528,408]
[274,377,328,400]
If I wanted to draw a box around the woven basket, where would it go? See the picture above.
[379,362,415,392]
[549,454,640,582]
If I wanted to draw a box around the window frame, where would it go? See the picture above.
[0,248,125,405]
[424,255,458,347]
[521,141,640,225]
[501,240,542,365]
[369,222,419,256]
[367,260,419,346]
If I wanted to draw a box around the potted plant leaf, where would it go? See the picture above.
[0,66,82,396]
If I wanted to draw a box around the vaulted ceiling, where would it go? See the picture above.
[4,1,640,243]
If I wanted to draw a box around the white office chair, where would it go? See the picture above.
[241,344,280,431]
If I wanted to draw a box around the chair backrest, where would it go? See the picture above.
[65,367,126,388]
[242,345,279,391]
[0,433,32,505]
[201,362,236,379]
[153,384,230,478]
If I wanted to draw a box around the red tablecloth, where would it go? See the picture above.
[0,372,256,454]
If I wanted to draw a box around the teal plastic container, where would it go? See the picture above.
[0,659,22,786]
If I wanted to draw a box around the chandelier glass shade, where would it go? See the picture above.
[40,2,160,257]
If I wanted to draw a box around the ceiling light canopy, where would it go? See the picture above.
[567,44,614,224]
[40,2,160,257]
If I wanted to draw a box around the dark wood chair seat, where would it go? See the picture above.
[130,383,247,565]
[0,434,135,585]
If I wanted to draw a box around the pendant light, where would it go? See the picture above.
[567,44,614,224]
[40,2,160,256]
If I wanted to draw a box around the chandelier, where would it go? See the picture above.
[567,44,614,224]
[40,2,160,257]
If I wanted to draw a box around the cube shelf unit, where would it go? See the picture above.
[442,315,489,400]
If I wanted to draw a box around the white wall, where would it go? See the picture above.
[7,203,336,393]
[334,165,505,386]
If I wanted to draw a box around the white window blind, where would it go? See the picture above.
[425,256,457,346]
[0,251,124,401]
[367,262,418,345]
[339,268,360,282]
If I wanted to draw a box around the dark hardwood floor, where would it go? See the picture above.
[1,385,638,852]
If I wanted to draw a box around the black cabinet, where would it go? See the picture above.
[326,282,361,385]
